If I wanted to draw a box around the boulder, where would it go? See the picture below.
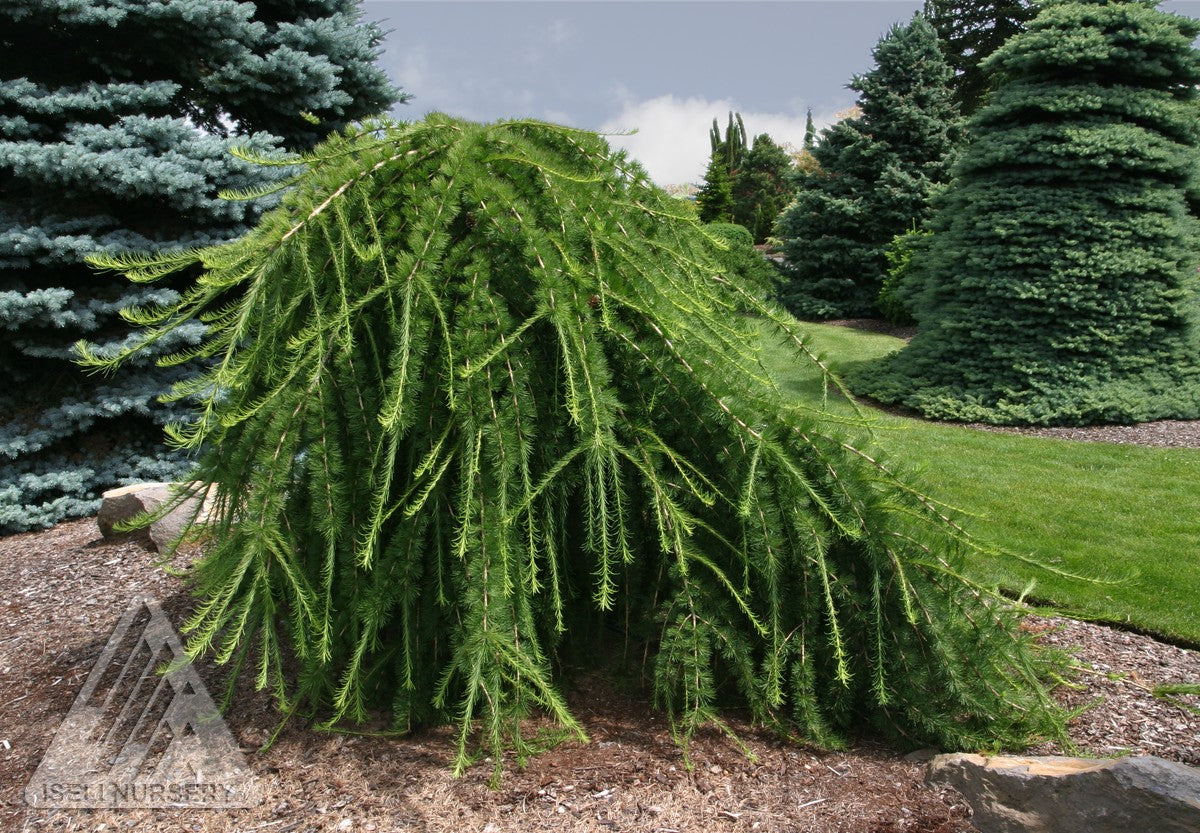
[97,482,214,553]
[927,753,1200,833]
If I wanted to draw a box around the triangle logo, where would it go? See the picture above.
[25,598,260,808]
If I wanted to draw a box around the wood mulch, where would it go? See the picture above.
[2,320,1198,830]
[1,515,1197,833]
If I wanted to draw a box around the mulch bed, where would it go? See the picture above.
[1,517,1198,833]
[3,327,1198,830]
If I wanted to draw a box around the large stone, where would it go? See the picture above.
[97,482,214,553]
[927,753,1200,833]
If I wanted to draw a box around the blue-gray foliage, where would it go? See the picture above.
[0,0,401,531]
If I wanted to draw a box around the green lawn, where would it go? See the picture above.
[759,321,1200,645]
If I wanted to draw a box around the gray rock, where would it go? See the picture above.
[927,753,1200,833]
[97,482,214,553]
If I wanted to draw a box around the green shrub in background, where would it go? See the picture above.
[731,134,793,244]
[704,222,780,300]
[877,228,932,327]
[854,0,1200,426]
[696,151,735,223]
[84,116,1066,777]
[699,114,793,243]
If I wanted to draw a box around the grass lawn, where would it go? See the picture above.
[758,320,1200,645]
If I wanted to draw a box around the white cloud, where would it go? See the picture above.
[600,95,843,186]
[393,46,467,115]
[516,18,577,66]
[544,19,575,49]
[395,47,430,96]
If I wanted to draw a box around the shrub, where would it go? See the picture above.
[704,222,780,300]
[85,116,1065,777]
[877,228,931,326]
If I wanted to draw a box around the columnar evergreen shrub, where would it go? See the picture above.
[776,15,960,320]
[710,111,748,173]
[87,116,1065,775]
[695,154,735,223]
[854,0,1200,426]
[0,0,399,531]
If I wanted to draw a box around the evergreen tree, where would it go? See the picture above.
[710,111,748,173]
[854,0,1200,426]
[731,134,793,244]
[776,15,960,319]
[803,108,817,151]
[695,153,734,223]
[924,0,1034,116]
[86,116,1066,776]
[702,114,790,241]
[0,0,400,531]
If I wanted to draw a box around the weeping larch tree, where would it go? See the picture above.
[84,115,1066,776]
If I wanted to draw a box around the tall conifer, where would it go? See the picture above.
[855,0,1200,426]
[0,0,400,530]
[731,134,792,244]
[696,154,735,223]
[710,111,748,172]
[924,0,1035,115]
[776,15,960,319]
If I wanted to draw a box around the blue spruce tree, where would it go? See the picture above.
[0,0,401,530]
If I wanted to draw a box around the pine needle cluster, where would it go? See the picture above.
[83,115,1066,775]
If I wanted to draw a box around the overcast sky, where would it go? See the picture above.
[361,0,1200,185]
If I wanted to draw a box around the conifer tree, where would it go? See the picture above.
[776,15,960,319]
[731,134,792,244]
[710,111,748,173]
[696,154,735,223]
[854,0,1200,426]
[86,116,1066,775]
[803,108,817,151]
[0,0,400,531]
[697,112,748,225]
[924,0,1034,115]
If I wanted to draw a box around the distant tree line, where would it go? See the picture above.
[694,0,1200,427]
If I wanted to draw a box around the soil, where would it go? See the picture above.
[1,518,1198,833]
